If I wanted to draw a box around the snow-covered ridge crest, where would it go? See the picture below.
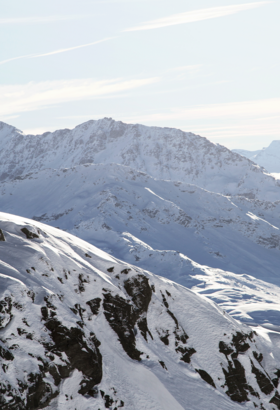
[0,118,279,200]
[234,141,280,174]
[1,212,280,409]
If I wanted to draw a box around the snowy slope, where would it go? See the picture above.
[1,212,280,410]
[2,163,280,327]
[0,119,279,200]
[234,149,263,160]
[234,142,280,174]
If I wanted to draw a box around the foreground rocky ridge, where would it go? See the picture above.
[1,213,280,409]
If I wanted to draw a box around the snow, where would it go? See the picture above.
[1,118,280,408]
[1,162,280,328]
[234,141,280,173]
[1,212,280,409]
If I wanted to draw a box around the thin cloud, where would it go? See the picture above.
[121,98,280,122]
[0,38,114,66]
[0,15,85,25]
[118,98,280,143]
[32,37,114,58]
[0,55,34,66]
[0,77,159,117]
[124,2,272,31]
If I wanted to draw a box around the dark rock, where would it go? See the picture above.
[251,359,274,395]
[270,391,280,409]
[0,229,5,241]
[222,358,250,402]
[107,267,114,273]
[272,369,280,387]
[166,309,179,327]
[104,394,114,408]
[21,227,39,239]
[232,332,250,353]
[219,341,234,356]
[161,291,169,308]
[85,253,92,258]
[42,315,102,395]
[0,297,13,329]
[0,345,14,361]
[86,298,101,315]
[159,331,169,346]
[196,369,216,388]
[253,351,263,363]
[26,371,58,410]
[159,361,167,370]
[121,268,131,274]
[103,292,143,361]
[137,317,153,341]
[176,346,196,363]
[123,274,152,314]
[73,303,86,320]
[77,274,89,293]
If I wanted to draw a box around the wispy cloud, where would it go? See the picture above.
[0,55,34,66]
[0,15,85,25]
[0,38,114,66]
[124,2,272,31]
[117,98,280,146]
[0,77,159,117]
[31,37,114,58]
[121,98,280,122]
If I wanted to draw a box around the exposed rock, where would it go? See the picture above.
[86,298,101,315]
[196,369,216,388]
[0,229,5,241]
[103,292,143,361]
[21,227,39,239]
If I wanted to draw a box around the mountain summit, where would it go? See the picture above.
[0,118,279,200]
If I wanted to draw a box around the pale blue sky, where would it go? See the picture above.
[1,0,279,149]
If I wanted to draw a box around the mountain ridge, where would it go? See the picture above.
[0,118,279,200]
[233,141,280,174]
[1,212,280,409]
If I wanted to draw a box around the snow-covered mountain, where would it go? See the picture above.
[2,161,280,324]
[1,119,280,327]
[1,213,280,410]
[0,119,279,200]
[234,141,280,174]
[2,118,280,408]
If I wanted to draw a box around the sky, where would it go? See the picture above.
[0,0,279,150]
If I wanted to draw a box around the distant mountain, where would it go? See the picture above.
[1,212,280,410]
[1,119,280,200]
[233,141,280,173]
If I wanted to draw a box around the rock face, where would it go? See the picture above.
[1,213,280,410]
[0,118,279,200]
